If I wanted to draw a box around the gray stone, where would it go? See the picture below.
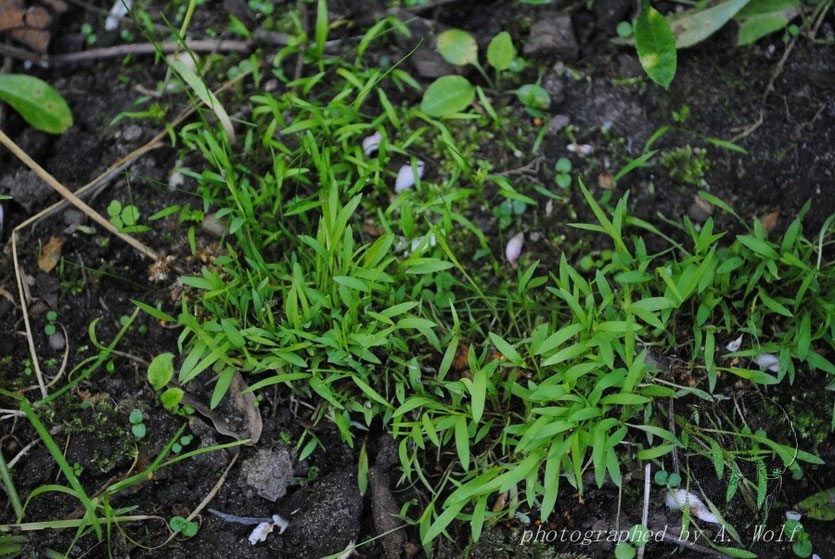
[541,72,566,105]
[523,14,578,61]
[548,114,570,136]
[242,446,295,502]
[410,46,455,79]
[284,471,363,559]
[1,169,52,213]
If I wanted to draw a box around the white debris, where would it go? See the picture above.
[167,51,198,74]
[0,203,4,238]
[505,232,524,268]
[105,0,132,31]
[410,233,437,253]
[726,334,743,353]
[785,511,802,521]
[567,143,593,157]
[335,540,357,559]
[248,521,273,545]
[168,160,185,190]
[394,161,424,193]
[362,131,381,156]
[247,515,289,545]
[754,353,780,372]
[665,489,719,524]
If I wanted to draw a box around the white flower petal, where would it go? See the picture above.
[394,161,424,193]
[754,353,779,372]
[505,233,524,267]
[362,131,381,156]
[726,334,743,353]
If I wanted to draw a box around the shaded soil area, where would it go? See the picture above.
[0,1,833,558]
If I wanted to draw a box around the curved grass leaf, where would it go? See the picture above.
[668,0,753,48]
[0,74,72,133]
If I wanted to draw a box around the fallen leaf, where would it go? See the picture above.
[181,372,263,444]
[37,236,64,272]
[760,211,779,234]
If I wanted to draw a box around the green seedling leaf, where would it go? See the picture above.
[796,487,835,520]
[0,74,73,133]
[160,387,184,409]
[129,409,143,424]
[147,353,174,390]
[734,0,802,45]
[436,29,478,66]
[181,521,199,537]
[487,31,515,71]
[515,84,550,109]
[635,3,677,88]
[420,76,475,116]
[132,423,146,438]
[169,516,187,532]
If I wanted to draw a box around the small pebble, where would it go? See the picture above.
[49,331,65,351]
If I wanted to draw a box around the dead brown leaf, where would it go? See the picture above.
[760,211,779,234]
[181,372,262,445]
[37,236,63,272]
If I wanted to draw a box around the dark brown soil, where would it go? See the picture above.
[0,1,833,558]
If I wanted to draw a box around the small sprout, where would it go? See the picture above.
[362,131,381,156]
[665,488,719,524]
[555,157,572,173]
[667,472,681,487]
[129,409,143,424]
[616,21,633,38]
[394,161,425,193]
[44,323,56,336]
[46,310,57,322]
[505,232,524,268]
[726,334,743,352]
[131,423,146,438]
[654,470,668,485]
[172,443,182,454]
[181,521,199,537]
[508,57,526,72]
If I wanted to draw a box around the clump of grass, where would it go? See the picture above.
[148,12,835,553]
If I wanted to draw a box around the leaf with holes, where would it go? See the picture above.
[0,74,72,133]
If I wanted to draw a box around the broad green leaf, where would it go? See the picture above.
[667,0,753,48]
[454,416,470,470]
[487,31,515,71]
[0,74,72,133]
[436,29,478,66]
[515,84,550,109]
[420,76,475,117]
[147,353,174,390]
[734,0,801,45]
[635,4,677,89]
